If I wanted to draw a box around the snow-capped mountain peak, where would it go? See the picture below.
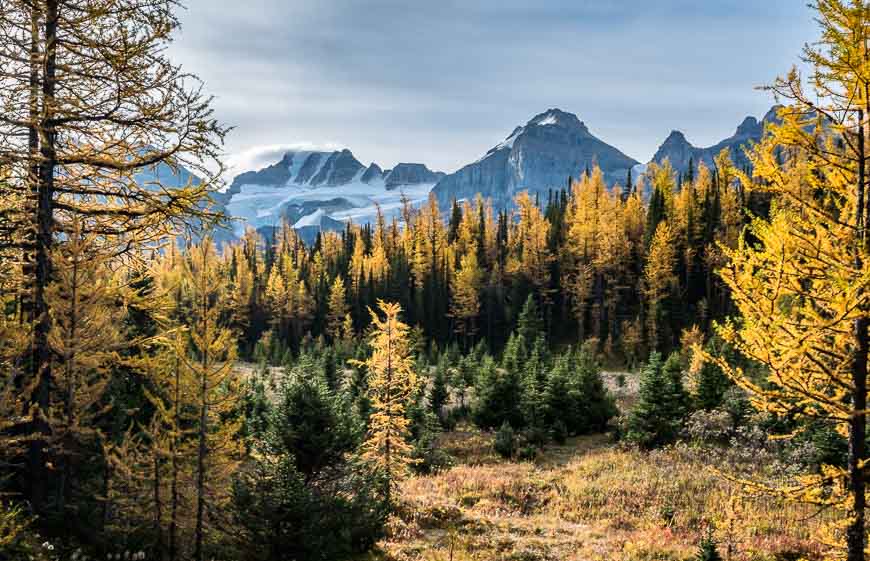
[221,148,443,241]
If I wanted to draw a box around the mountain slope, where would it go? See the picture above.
[649,106,780,174]
[222,148,442,236]
[432,109,639,207]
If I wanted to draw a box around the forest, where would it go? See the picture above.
[2,0,870,560]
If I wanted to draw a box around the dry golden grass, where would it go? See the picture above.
[367,428,829,561]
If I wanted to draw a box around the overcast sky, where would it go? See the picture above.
[169,0,817,175]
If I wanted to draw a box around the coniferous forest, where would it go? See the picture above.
[3,1,870,560]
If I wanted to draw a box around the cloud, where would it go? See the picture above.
[172,0,816,173]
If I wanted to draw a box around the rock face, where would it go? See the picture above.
[432,109,639,208]
[385,163,445,189]
[361,163,385,184]
[222,148,442,237]
[650,106,780,174]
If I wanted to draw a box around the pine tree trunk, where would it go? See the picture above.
[194,274,210,561]
[848,107,868,561]
[169,356,180,561]
[194,373,207,561]
[28,0,58,515]
[21,2,39,324]
[154,453,164,561]
[848,316,866,561]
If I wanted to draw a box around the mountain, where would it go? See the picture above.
[220,106,785,236]
[432,109,639,208]
[221,148,442,237]
[648,106,781,175]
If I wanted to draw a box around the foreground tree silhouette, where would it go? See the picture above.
[707,2,870,557]
[0,0,227,513]
[355,301,418,507]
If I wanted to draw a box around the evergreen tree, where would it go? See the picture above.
[694,337,733,411]
[429,365,449,423]
[272,365,358,481]
[501,332,528,376]
[231,367,384,561]
[517,294,544,343]
[473,355,524,430]
[572,347,618,434]
[520,339,549,430]
[625,352,689,448]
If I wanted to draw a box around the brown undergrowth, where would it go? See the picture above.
[368,427,829,561]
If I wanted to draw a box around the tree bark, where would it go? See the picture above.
[169,355,180,561]
[848,316,867,561]
[28,0,58,515]
[848,105,868,561]
[154,452,164,561]
[194,260,210,561]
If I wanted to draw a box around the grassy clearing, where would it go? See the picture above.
[370,431,827,561]
[367,370,831,561]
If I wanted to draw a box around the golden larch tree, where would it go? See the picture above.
[177,240,243,561]
[0,0,227,512]
[450,244,483,342]
[643,221,677,350]
[326,275,349,342]
[706,2,870,558]
[356,300,418,506]
[45,221,127,515]
[508,191,553,300]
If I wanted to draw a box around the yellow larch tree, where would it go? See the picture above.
[367,218,390,288]
[349,231,367,295]
[450,243,483,343]
[455,200,479,258]
[45,221,127,516]
[643,221,677,350]
[356,300,418,506]
[177,239,243,561]
[143,338,197,561]
[0,1,228,511]
[563,167,632,342]
[705,2,870,558]
[326,275,349,342]
[0,169,32,468]
[508,191,553,300]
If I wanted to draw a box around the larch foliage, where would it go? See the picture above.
[350,233,367,295]
[643,221,677,350]
[450,244,483,339]
[367,208,390,286]
[0,0,228,513]
[0,186,31,466]
[703,2,870,558]
[508,191,553,299]
[326,275,349,341]
[143,341,197,561]
[45,221,128,514]
[177,240,243,561]
[355,300,418,505]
